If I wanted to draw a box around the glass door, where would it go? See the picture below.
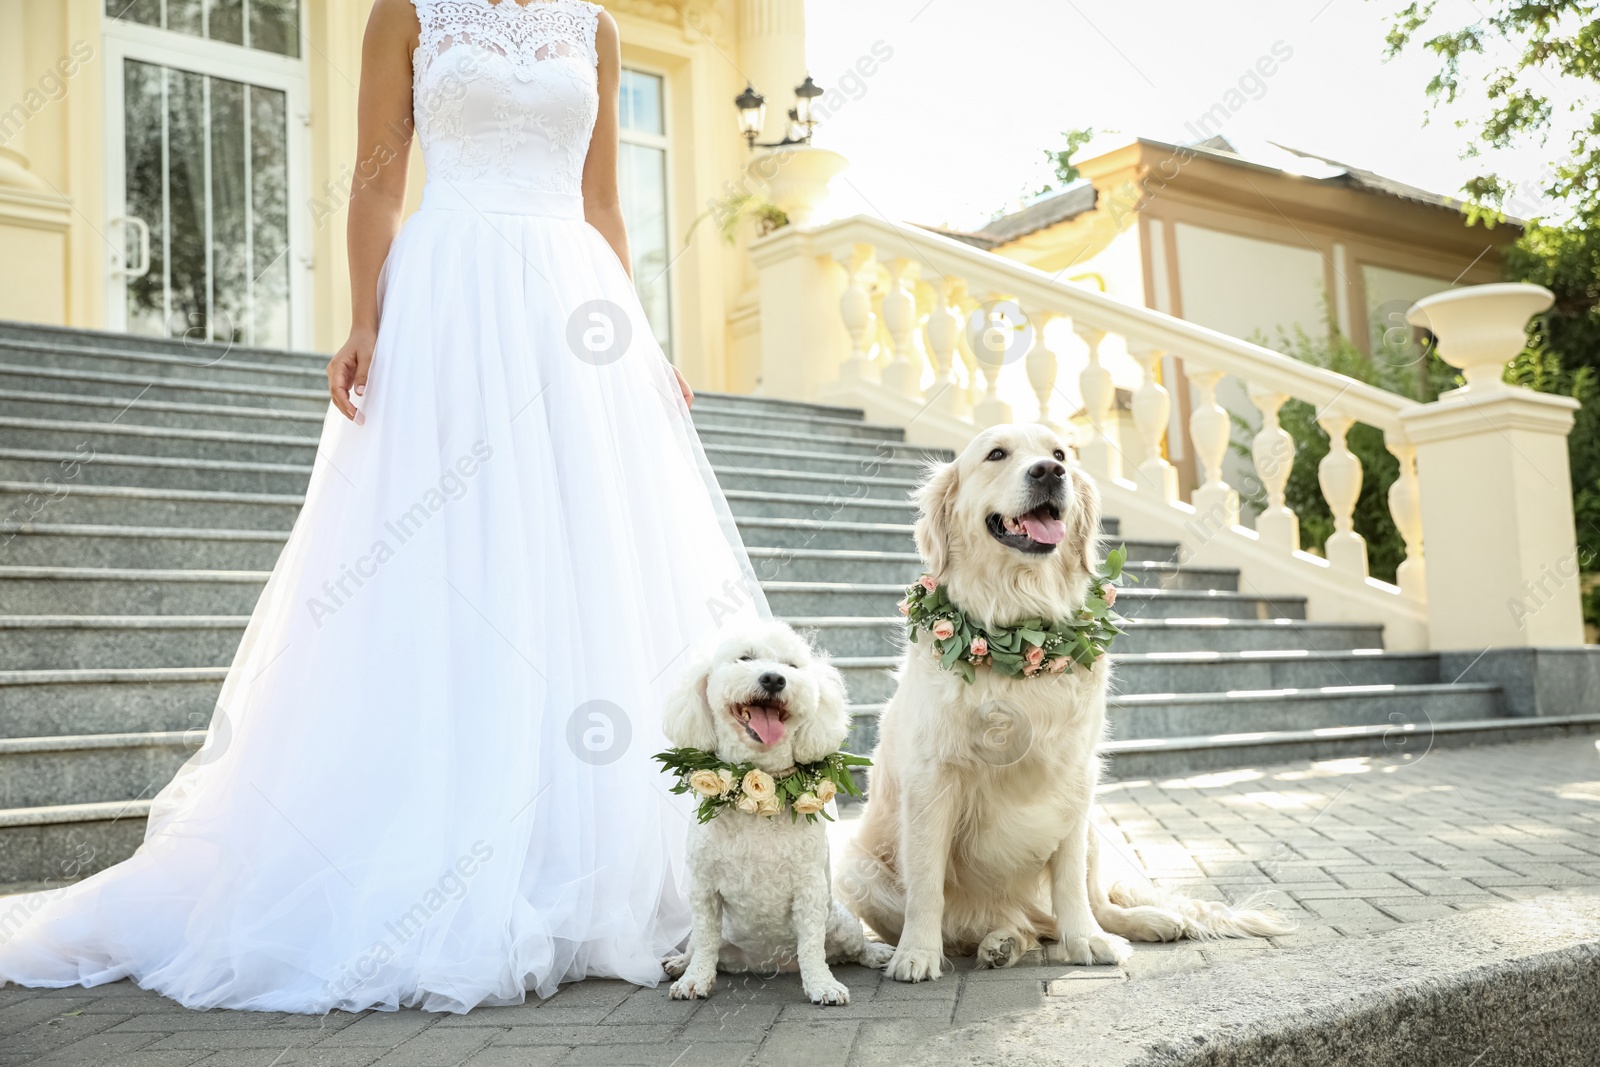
[618,68,673,362]
[104,4,308,348]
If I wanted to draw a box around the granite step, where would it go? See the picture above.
[0,615,246,671]
[790,616,1383,658]
[1106,682,1505,739]
[0,337,328,390]
[832,647,1441,705]
[0,730,193,809]
[0,361,327,411]
[0,481,303,531]
[0,667,225,737]
[0,321,330,370]
[0,387,913,447]
[0,567,269,616]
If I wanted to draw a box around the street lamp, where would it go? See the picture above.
[734,76,825,149]
[735,84,767,148]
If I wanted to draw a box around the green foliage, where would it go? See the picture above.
[902,548,1132,683]
[1036,127,1097,196]
[1382,1,1600,223]
[1382,3,1600,628]
[653,747,869,825]
[683,192,789,247]
[1231,323,1458,585]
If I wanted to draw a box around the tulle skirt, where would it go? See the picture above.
[0,184,769,1013]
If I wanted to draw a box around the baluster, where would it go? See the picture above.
[879,258,922,397]
[1316,410,1368,576]
[1384,431,1426,600]
[1023,307,1060,429]
[968,294,1013,427]
[870,288,893,377]
[923,276,962,410]
[951,280,977,417]
[834,245,876,384]
[1187,368,1238,528]
[1248,388,1299,553]
[1073,324,1120,481]
[1128,342,1177,503]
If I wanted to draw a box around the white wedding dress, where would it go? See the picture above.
[0,0,768,1013]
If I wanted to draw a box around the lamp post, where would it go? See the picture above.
[734,76,825,149]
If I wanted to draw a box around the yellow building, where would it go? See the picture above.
[0,0,812,393]
[923,135,1519,496]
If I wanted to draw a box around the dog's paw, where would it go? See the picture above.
[662,952,690,979]
[669,971,716,999]
[885,945,943,983]
[805,976,851,1006]
[859,941,895,970]
[977,931,1023,969]
[1047,929,1130,966]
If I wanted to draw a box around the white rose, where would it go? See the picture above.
[815,779,837,805]
[792,792,825,815]
[688,769,729,796]
[756,796,781,817]
[742,769,776,801]
[736,793,760,814]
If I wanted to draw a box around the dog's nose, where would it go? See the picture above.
[1028,459,1066,482]
[758,671,786,693]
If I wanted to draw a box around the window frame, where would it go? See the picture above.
[616,62,676,363]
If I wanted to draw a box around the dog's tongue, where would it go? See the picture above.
[747,705,787,746]
[1020,509,1066,544]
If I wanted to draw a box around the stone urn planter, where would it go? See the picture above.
[1406,282,1554,394]
[744,145,848,229]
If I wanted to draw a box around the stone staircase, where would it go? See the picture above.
[0,321,1592,885]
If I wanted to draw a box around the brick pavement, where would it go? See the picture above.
[1,736,1597,1066]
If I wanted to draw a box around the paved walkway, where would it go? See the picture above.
[2,737,1598,1066]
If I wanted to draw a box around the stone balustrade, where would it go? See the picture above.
[747,214,1585,651]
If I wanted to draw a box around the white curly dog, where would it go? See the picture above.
[837,424,1292,982]
[661,620,892,1005]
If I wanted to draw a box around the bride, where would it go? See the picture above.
[0,0,768,1013]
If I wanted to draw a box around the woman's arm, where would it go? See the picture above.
[582,11,630,279]
[582,11,694,407]
[326,0,417,423]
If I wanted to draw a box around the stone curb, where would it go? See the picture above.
[918,891,1600,1067]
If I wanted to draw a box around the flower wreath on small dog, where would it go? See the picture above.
[654,749,871,824]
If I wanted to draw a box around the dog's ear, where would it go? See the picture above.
[1065,464,1102,578]
[913,460,961,581]
[789,658,851,765]
[662,645,718,751]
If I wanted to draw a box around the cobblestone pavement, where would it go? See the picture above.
[2,737,1597,1067]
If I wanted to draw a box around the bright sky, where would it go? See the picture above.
[802,0,1569,230]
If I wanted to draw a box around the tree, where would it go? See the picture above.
[1384,1,1600,628]
[1383,2,1599,220]
[1035,127,1096,197]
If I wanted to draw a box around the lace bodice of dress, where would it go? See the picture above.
[411,0,601,195]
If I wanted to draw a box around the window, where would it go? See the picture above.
[106,0,302,58]
[617,68,673,362]
[104,0,308,347]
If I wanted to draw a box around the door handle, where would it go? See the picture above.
[110,215,151,280]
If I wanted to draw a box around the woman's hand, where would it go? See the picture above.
[671,363,694,409]
[328,328,376,423]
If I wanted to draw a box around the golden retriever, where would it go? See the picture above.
[837,424,1290,981]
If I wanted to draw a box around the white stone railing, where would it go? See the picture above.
[747,215,1585,651]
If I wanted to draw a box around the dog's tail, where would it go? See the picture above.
[835,839,908,945]
[1104,879,1295,940]
[1088,828,1295,942]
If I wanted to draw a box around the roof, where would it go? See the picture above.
[917,136,1521,247]
[1268,142,1521,222]
[910,182,1098,249]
